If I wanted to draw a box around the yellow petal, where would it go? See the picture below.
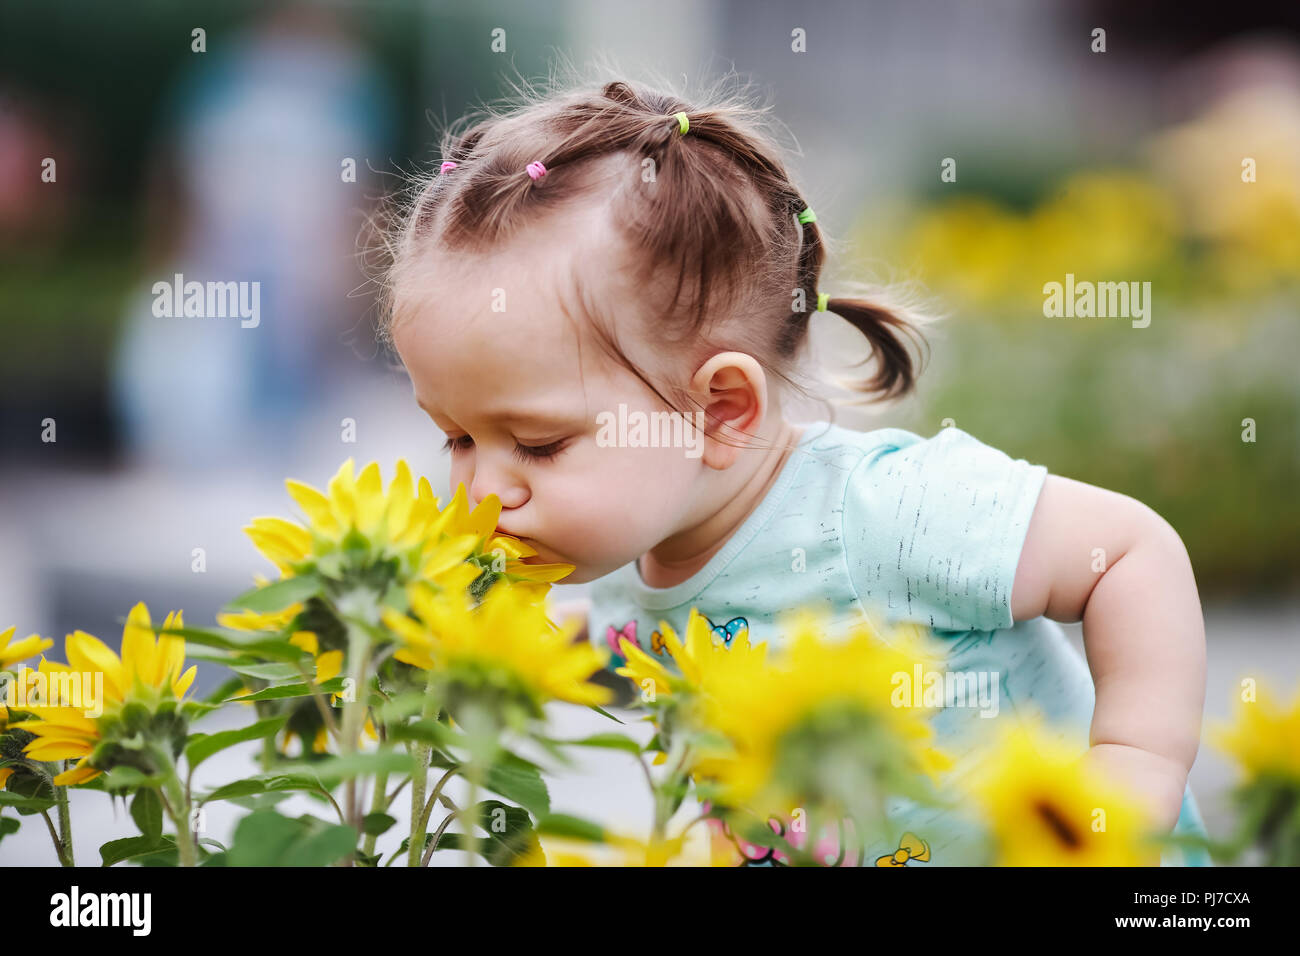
[25,739,94,761]
[386,460,415,539]
[120,602,159,692]
[156,610,186,688]
[286,478,341,537]
[0,632,54,666]
[315,650,344,685]
[172,665,197,699]
[356,462,385,531]
[289,631,320,657]
[53,762,100,786]
[65,630,127,702]
[328,459,358,527]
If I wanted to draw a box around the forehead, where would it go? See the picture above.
[393,206,633,423]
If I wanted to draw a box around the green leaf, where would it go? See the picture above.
[201,750,417,803]
[186,648,248,666]
[283,822,359,867]
[227,677,345,703]
[371,691,432,724]
[434,800,540,866]
[0,791,56,812]
[200,675,251,706]
[273,750,417,786]
[387,717,458,749]
[130,789,163,842]
[226,662,304,681]
[0,816,21,845]
[588,704,625,724]
[225,808,357,866]
[226,573,323,614]
[200,773,330,803]
[158,625,304,663]
[551,732,643,755]
[101,835,174,867]
[483,754,550,819]
[100,766,169,792]
[362,812,397,837]
[534,812,607,842]
[184,714,289,771]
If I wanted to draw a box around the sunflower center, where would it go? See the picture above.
[1034,799,1082,849]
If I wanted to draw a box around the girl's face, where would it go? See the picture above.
[392,218,709,585]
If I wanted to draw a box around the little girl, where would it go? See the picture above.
[377,74,1212,866]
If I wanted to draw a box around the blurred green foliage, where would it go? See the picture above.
[855,91,1300,597]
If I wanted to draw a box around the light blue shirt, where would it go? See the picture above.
[588,420,1211,865]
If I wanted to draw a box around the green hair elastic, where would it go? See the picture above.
[674,111,689,134]
[816,292,830,312]
[797,206,817,224]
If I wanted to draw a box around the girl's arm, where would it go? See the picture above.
[1010,475,1206,832]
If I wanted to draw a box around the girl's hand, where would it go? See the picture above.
[1080,741,1188,835]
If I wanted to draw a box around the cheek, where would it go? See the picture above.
[541,443,696,530]
[447,458,470,495]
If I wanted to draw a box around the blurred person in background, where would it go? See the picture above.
[112,1,397,473]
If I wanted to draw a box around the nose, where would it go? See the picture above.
[468,459,529,514]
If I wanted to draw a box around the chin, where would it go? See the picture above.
[551,563,598,585]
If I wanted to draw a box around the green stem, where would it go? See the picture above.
[162,772,197,867]
[416,767,459,843]
[407,668,440,867]
[340,621,371,836]
[54,766,74,867]
[361,769,390,859]
[467,773,481,867]
[650,735,690,842]
[40,809,72,867]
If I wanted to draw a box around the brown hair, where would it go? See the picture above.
[373,64,935,448]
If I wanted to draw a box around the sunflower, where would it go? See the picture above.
[7,603,196,786]
[1,625,55,787]
[244,460,569,601]
[684,608,952,826]
[380,580,611,725]
[513,830,714,866]
[1,625,53,670]
[215,574,303,632]
[612,606,749,699]
[426,482,576,601]
[1210,683,1300,783]
[963,718,1157,866]
[273,629,378,755]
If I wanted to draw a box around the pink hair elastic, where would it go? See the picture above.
[440,161,457,173]
[525,161,547,180]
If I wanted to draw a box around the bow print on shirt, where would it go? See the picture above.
[876,831,931,867]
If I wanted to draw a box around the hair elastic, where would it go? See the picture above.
[797,206,817,224]
[816,292,830,312]
[440,161,457,173]
[674,111,689,134]
[526,161,547,180]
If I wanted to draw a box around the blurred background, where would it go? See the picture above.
[1,0,1297,863]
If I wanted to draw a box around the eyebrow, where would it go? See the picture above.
[417,399,583,428]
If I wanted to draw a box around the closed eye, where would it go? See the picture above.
[440,435,569,463]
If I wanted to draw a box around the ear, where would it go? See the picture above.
[689,352,767,470]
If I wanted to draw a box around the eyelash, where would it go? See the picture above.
[440,434,568,463]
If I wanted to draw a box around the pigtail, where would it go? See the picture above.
[787,193,931,403]
[818,294,930,402]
